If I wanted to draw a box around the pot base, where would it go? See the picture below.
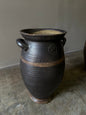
[30,94,51,104]
[27,90,51,104]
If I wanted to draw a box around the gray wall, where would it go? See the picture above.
[0,0,86,68]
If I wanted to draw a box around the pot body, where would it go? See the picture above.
[16,28,66,103]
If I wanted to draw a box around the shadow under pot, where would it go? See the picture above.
[16,28,67,104]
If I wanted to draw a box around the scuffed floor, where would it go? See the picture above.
[0,51,86,115]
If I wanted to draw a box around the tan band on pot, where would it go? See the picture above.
[21,56,64,67]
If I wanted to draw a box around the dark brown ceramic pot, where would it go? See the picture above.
[16,28,66,103]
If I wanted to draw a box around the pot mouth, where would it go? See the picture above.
[20,28,66,37]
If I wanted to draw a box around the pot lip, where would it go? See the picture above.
[20,28,67,37]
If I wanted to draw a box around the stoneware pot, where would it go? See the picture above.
[16,28,66,103]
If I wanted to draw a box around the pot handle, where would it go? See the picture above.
[60,37,66,46]
[16,38,28,51]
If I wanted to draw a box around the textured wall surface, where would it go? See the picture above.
[0,0,86,68]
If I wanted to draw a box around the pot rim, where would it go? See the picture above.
[20,28,67,37]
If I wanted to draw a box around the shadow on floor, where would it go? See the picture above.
[50,63,86,102]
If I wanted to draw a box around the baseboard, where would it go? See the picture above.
[0,63,19,70]
[65,48,82,54]
[0,49,82,70]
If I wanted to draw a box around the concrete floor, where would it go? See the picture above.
[0,51,86,115]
